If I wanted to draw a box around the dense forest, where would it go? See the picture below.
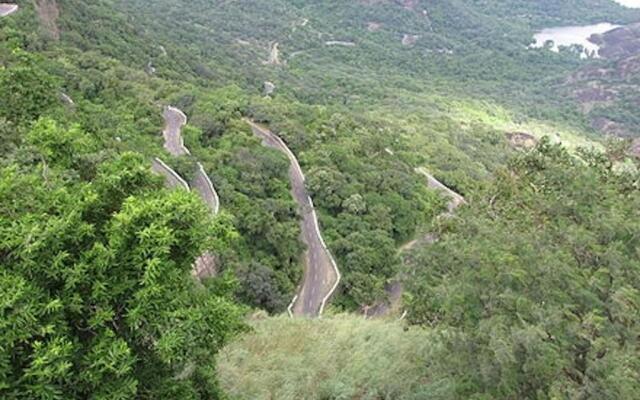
[1,0,639,398]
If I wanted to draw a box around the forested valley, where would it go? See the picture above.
[1,0,639,399]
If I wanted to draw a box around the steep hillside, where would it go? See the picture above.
[1,1,640,398]
[3,0,638,310]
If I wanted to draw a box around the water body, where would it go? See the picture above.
[531,23,620,58]
[613,0,640,8]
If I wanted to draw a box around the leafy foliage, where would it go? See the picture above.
[0,135,246,398]
[406,140,640,399]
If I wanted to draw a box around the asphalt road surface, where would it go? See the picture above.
[151,158,189,191]
[157,107,220,279]
[191,162,220,215]
[367,169,465,318]
[162,106,190,156]
[160,107,220,215]
[415,167,466,213]
[246,120,339,317]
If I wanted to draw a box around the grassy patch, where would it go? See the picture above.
[217,314,437,400]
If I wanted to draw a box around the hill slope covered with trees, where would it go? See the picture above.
[1,0,639,398]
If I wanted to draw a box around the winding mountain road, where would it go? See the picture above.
[155,107,221,280]
[192,162,220,214]
[415,167,466,214]
[0,4,18,17]
[366,169,465,318]
[163,106,190,156]
[160,106,220,215]
[246,119,340,317]
[151,158,190,191]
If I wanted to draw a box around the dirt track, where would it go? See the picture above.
[246,120,340,317]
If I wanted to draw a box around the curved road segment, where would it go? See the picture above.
[151,158,190,191]
[415,167,466,213]
[246,119,340,317]
[0,4,18,17]
[157,107,221,280]
[160,106,220,215]
[163,106,190,156]
[192,162,220,214]
[366,169,466,318]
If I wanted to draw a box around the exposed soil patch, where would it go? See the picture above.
[33,0,60,40]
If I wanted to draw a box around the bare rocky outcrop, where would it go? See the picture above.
[506,132,538,150]
[367,22,382,32]
[264,42,282,65]
[590,23,640,60]
[575,85,616,103]
[263,81,276,97]
[33,0,60,40]
[0,3,18,17]
[569,23,640,137]
[325,40,356,47]
[591,117,629,137]
[402,34,420,46]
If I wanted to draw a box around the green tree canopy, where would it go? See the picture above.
[406,140,640,399]
[0,121,245,399]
